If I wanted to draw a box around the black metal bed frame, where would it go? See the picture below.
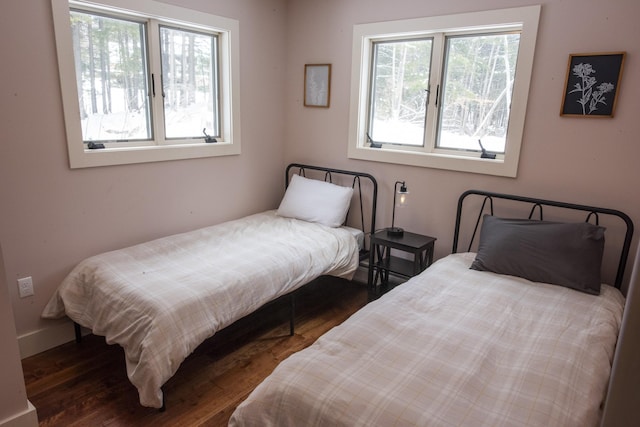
[452,190,634,289]
[285,163,378,250]
[74,163,378,340]
[282,163,378,338]
[73,163,378,410]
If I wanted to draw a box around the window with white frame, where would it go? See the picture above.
[348,6,541,177]
[51,0,241,168]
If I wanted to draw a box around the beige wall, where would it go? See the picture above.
[0,242,37,426]
[602,242,640,426]
[0,0,288,342]
[283,0,640,285]
[0,0,638,422]
[282,1,640,423]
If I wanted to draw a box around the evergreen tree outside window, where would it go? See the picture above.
[51,0,240,168]
[70,11,152,142]
[159,26,219,140]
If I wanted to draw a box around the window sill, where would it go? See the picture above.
[347,145,518,178]
[68,141,241,169]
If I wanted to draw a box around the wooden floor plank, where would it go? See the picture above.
[23,277,368,426]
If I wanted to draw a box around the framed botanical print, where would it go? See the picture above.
[560,52,625,117]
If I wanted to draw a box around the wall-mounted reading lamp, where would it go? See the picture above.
[386,181,409,236]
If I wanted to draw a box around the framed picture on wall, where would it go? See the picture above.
[560,52,625,117]
[304,64,331,108]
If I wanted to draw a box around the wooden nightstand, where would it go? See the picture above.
[368,230,436,299]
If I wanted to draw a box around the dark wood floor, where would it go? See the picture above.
[22,277,369,426]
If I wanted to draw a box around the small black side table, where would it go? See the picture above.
[368,230,436,298]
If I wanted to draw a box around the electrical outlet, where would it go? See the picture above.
[17,276,34,298]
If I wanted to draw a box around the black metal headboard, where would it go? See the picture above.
[453,190,634,289]
[285,163,378,255]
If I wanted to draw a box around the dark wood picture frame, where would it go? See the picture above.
[560,52,625,117]
[304,64,331,108]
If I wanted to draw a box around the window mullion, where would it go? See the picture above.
[348,5,540,177]
[424,33,444,153]
[146,19,165,145]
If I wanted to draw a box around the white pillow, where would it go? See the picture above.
[277,174,354,227]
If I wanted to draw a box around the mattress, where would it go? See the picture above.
[342,225,364,251]
[229,252,625,427]
[42,210,359,408]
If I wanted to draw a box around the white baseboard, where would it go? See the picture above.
[0,401,38,427]
[18,321,77,359]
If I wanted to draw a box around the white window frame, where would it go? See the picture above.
[347,6,540,177]
[51,0,241,168]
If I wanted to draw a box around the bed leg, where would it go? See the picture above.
[160,395,166,412]
[74,322,82,343]
[289,294,295,336]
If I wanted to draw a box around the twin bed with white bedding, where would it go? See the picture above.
[41,164,378,409]
[229,190,634,427]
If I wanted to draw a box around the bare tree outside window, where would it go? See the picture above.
[367,33,519,153]
[437,33,520,154]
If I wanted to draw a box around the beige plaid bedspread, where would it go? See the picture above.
[42,211,359,408]
[230,252,624,427]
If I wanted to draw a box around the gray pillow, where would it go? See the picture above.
[470,215,605,294]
